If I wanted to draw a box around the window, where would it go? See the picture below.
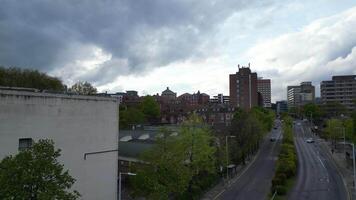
[19,138,33,151]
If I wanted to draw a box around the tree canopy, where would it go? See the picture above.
[228,107,274,165]
[0,139,80,199]
[140,95,160,121]
[131,115,217,199]
[70,81,97,95]
[0,66,66,91]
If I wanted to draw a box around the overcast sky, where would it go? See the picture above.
[1,0,356,101]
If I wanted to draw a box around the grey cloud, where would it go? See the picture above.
[0,0,275,85]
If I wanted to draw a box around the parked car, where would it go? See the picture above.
[306,138,315,143]
[270,137,276,142]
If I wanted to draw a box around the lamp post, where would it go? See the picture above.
[119,172,136,200]
[226,135,236,181]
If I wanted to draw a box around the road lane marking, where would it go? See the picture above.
[213,189,226,200]
[318,155,326,169]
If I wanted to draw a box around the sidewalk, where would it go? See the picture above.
[319,139,356,200]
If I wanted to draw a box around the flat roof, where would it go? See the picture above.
[0,87,118,102]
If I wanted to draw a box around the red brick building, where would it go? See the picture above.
[229,65,258,110]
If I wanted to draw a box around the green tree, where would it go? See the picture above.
[302,103,323,120]
[70,81,97,95]
[229,107,273,165]
[0,66,66,91]
[325,118,343,147]
[0,139,80,200]
[131,115,217,199]
[119,106,146,129]
[140,96,160,122]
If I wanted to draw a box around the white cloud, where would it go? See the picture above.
[97,56,235,97]
[246,6,356,101]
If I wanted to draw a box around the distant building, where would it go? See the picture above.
[0,88,119,200]
[287,82,315,107]
[177,91,209,106]
[229,64,258,110]
[276,100,288,114]
[195,104,235,131]
[321,75,356,112]
[161,87,177,102]
[210,94,230,104]
[122,90,141,107]
[257,78,271,108]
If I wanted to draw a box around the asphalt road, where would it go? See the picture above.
[216,121,282,200]
[289,121,347,200]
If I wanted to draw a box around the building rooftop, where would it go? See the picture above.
[0,86,117,102]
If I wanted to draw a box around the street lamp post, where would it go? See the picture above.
[226,135,236,181]
[119,172,136,200]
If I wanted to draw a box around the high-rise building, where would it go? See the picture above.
[257,78,271,108]
[287,82,315,108]
[321,75,356,112]
[229,65,258,110]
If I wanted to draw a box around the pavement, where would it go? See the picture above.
[288,121,347,200]
[201,121,282,200]
[318,133,356,200]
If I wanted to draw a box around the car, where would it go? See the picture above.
[270,137,276,142]
[306,138,315,143]
[273,126,277,129]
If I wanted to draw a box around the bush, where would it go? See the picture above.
[270,116,297,196]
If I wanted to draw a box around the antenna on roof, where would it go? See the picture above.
[248,63,250,68]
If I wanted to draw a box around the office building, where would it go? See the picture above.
[210,94,230,104]
[257,78,271,108]
[276,100,288,114]
[229,64,258,110]
[321,75,356,112]
[287,82,315,107]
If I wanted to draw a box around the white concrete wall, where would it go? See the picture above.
[0,89,119,200]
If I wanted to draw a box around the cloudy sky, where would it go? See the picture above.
[1,0,356,101]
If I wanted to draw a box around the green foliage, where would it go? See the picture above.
[302,103,324,120]
[229,107,275,165]
[324,118,343,143]
[119,96,160,129]
[0,139,80,199]
[119,106,145,129]
[140,96,160,121]
[271,116,297,196]
[70,81,97,95]
[131,115,217,199]
[0,66,66,91]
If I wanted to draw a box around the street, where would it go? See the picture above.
[289,121,347,200]
[215,121,282,200]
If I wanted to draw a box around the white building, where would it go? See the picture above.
[0,88,119,200]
